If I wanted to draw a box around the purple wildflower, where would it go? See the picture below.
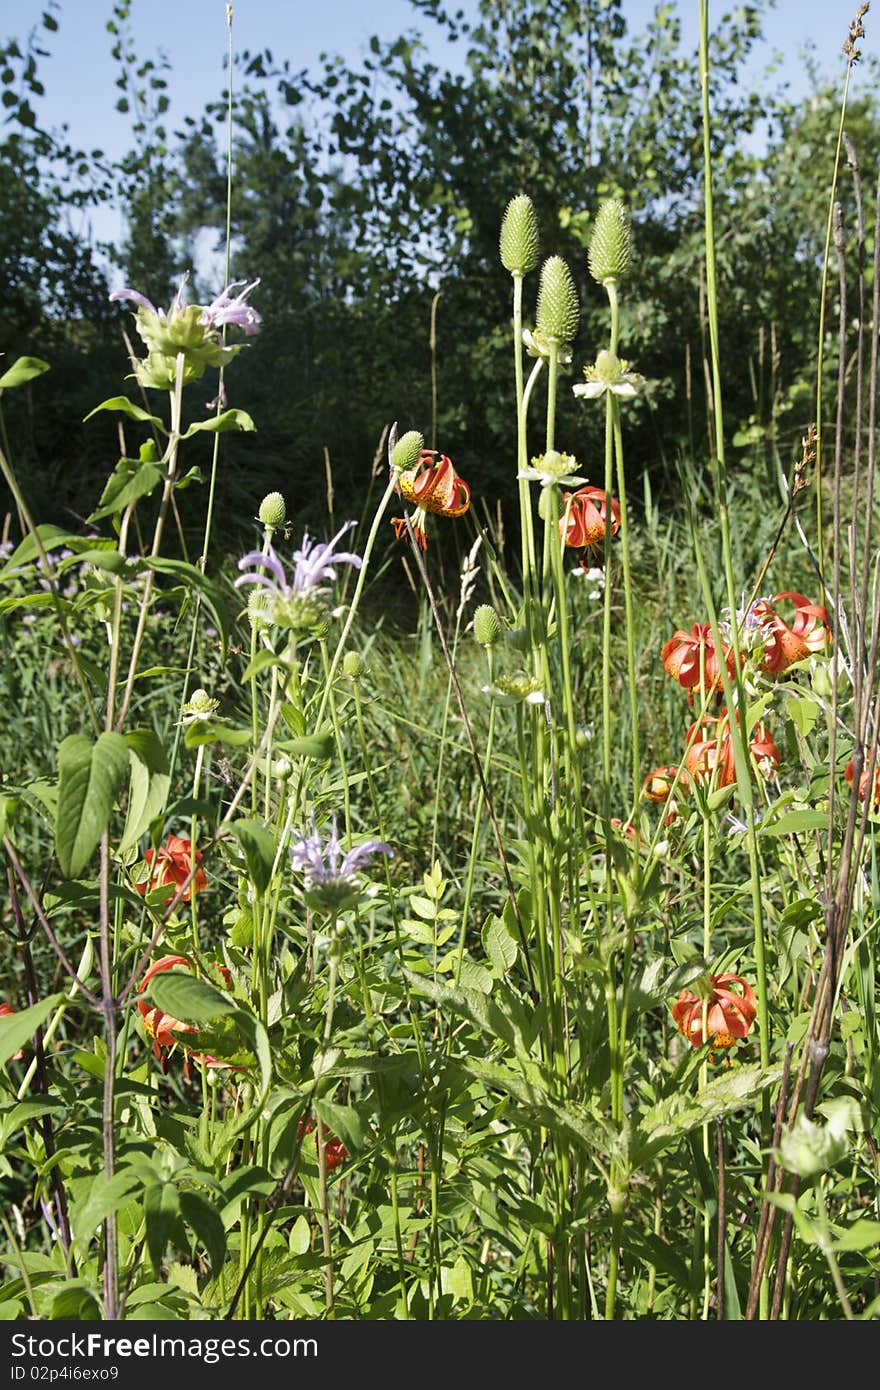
[200,280,262,336]
[290,521,363,593]
[235,523,362,630]
[291,816,392,910]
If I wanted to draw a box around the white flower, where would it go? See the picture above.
[573,349,645,401]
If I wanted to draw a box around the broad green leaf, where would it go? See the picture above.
[0,357,50,390]
[71,1168,143,1246]
[314,1099,366,1151]
[88,454,163,522]
[482,916,518,973]
[465,1057,619,1159]
[228,818,277,893]
[50,1287,101,1320]
[239,649,289,682]
[148,971,237,1025]
[833,1219,880,1251]
[179,1190,227,1271]
[0,526,81,579]
[184,722,251,749]
[406,971,537,1054]
[119,729,171,853]
[84,396,166,429]
[760,810,828,838]
[144,1181,183,1273]
[55,732,130,878]
[275,732,335,760]
[786,694,820,738]
[0,994,64,1065]
[638,1063,783,1160]
[182,408,256,437]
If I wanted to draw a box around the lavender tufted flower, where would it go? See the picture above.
[235,524,361,633]
[109,273,260,389]
[200,280,262,336]
[290,816,392,912]
[290,521,363,593]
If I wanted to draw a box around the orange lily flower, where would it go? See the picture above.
[391,449,471,549]
[642,766,688,804]
[671,972,757,1052]
[845,757,880,807]
[752,592,831,673]
[297,1116,348,1172]
[560,485,620,570]
[133,834,207,902]
[683,711,780,787]
[662,623,736,703]
[0,1002,24,1060]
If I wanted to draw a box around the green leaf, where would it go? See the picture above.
[228,818,277,893]
[465,1057,619,1160]
[182,408,256,438]
[638,1063,783,1160]
[314,1099,366,1152]
[786,695,820,738]
[119,729,171,854]
[143,557,230,654]
[482,916,518,973]
[0,356,50,390]
[833,1219,880,1251]
[84,396,166,429]
[239,649,288,682]
[275,732,335,760]
[71,1168,143,1247]
[0,526,81,579]
[88,455,163,522]
[55,732,130,878]
[760,810,828,837]
[179,1190,227,1271]
[0,994,64,1065]
[144,1181,183,1273]
[184,722,251,749]
[148,971,237,1025]
[50,1286,101,1320]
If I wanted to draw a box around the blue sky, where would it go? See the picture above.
[9,0,871,162]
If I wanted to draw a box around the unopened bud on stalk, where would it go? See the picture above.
[588,199,632,285]
[343,651,365,680]
[391,430,424,473]
[473,604,503,648]
[500,194,540,276]
[536,256,580,345]
[258,491,286,529]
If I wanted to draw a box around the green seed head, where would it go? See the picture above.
[588,199,632,285]
[258,491,287,529]
[535,256,580,345]
[343,651,365,680]
[473,604,503,648]
[391,430,424,473]
[500,194,540,276]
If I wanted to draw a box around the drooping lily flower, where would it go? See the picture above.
[391,449,471,550]
[133,835,207,902]
[662,623,736,703]
[683,711,780,788]
[751,592,831,673]
[559,485,620,570]
[671,972,757,1053]
[845,756,880,807]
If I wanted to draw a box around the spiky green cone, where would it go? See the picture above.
[535,256,580,345]
[500,194,540,276]
[258,491,286,528]
[588,199,632,285]
[473,604,503,648]
[391,430,424,472]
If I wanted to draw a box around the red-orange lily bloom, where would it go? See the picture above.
[560,485,620,570]
[752,592,831,673]
[0,1002,24,1060]
[671,972,757,1051]
[642,766,688,804]
[683,711,780,787]
[845,757,880,807]
[297,1116,348,1171]
[391,449,471,549]
[133,834,207,902]
[662,623,736,702]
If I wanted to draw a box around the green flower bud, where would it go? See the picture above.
[777,1113,849,1181]
[473,604,503,648]
[343,650,365,680]
[258,491,286,529]
[391,430,424,473]
[588,199,632,285]
[535,256,579,346]
[500,193,540,276]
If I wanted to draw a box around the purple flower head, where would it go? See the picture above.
[291,521,362,593]
[200,279,262,336]
[235,524,362,631]
[290,816,392,910]
[109,274,190,320]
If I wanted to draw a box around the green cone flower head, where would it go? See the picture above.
[588,199,632,285]
[500,194,540,276]
[391,430,425,474]
[536,256,580,346]
[473,604,503,648]
[259,492,287,529]
[343,651,365,680]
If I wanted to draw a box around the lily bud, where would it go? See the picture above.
[500,194,540,276]
[391,430,424,473]
[536,256,579,346]
[588,199,632,285]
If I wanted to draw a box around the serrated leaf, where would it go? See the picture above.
[84,396,166,429]
[148,971,237,1025]
[0,994,64,1065]
[638,1063,782,1160]
[119,729,170,854]
[182,408,255,437]
[0,356,50,390]
[482,916,518,973]
[228,818,276,892]
[55,732,129,878]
